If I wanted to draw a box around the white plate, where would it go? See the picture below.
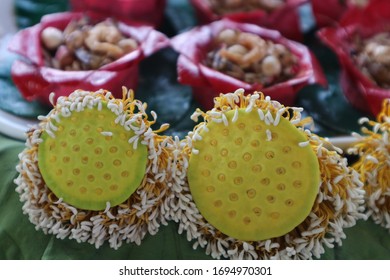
[0,109,38,140]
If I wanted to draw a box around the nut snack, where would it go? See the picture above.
[171,19,325,110]
[9,12,169,105]
[317,0,390,116]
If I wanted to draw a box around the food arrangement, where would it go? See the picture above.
[171,19,326,110]
[317,0,390,116]
[351,32,390,89]
[40,17,139,70]
[206,28,298,86]
[8,12,169,106]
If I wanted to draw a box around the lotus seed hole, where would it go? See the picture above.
[277,183,286,191]
[56,169,62,176]
[72,144,80,152]
[95,161,104,169]
[201,169,211,177]
[60,141,67,148]
[270,212,280,219]
[217,173,226,181]
[110,184,118,191]
[206,186,215,193]
[233,177,243,185]
[229,193,239,201]
[50,155,57,163]
[121,171,129,177]
[282,146,291,153]
[95,188,103,195]
[87,175,95,182]
[49,142,56,150]
[220,148,228,157]
[63,156,70,163]
[261,177,270,185]
[120,133,126,140]
[253,207,262,216]
[234,137,243,145]
[222,128,229,136]
[73,168,80,175]
[69,129,76,137]
[243,216,251,225]
[251,140,259,147]
[113,159,122,166]
[57,125,64,132]
[105,136,112,141]
[126,150,133,157]
[71,116,77,122]
[271,132,278,140]
[94,147,103,155]
[86,138,94,145]
[252,164,262,173]
[276,167,286,175]
[265,151,275,159]
[243,152,252,161]
[253,125,262,132]
[98,114,105,120]
[210,139,218,146]
[81,156,89,164]
[228,210,236,218]
[228,160,237,169]
[238,123,245,130]
[79,187,87,194]
[104,173,112,180]
[97,127,103,133]
[204,154,213,162]
[293,180,302,188]
[109,146,118,153]
[83,125,90,132]
[292,161,302,169]
[285,199,294,207]
[267,195,276,203]
[246,188,256,199]
[66,180,73,187]
[214,200,223,208]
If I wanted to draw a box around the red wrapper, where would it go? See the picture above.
[8,12,169,105]
[190,0,307,41]
[317,0,390,116]
[311,0,374,28]
[171,19,326,110]
[311,0,349,27]
[70,0,167,27]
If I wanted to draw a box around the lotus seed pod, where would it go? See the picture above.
[348,98,390,233]
[14,88,172,249]
[168,88,366,260]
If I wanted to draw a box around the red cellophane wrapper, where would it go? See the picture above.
[190,0,307,41]
[317,0,390,116]
[8,12,169,105]
[171,19,326,110]
[70,0,167,27]
[311,0,372,28]
[311,0,349,27]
